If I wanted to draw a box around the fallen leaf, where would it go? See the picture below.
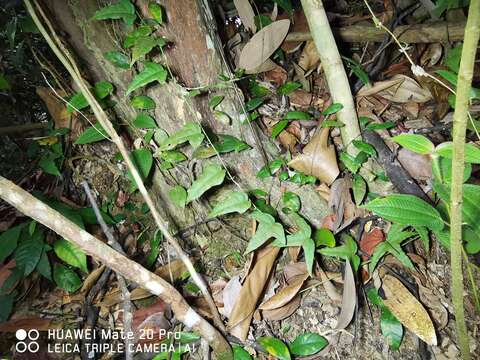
[228,246,280,340]
[381,274,437,346]
[360,228,384,258]
[238,20,290,71]
[288,128,339,185]
[358,75,432,103]
[234,0,256,33]
[262,295,301,321]
[397,148,432,181]
[222,276,242,318]
[36,87,71,129]
[155,258,191,281]
[245,59,278,74]
[319,267,342,302]
[335,261,356,329]
[259,273,309,310]
[264,65,288,86]
[99,287,153,307]
[80,265,106,294]
[298,41,320,72]
[288,89,313,108]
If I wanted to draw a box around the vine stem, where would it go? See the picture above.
[449,0,480,358]
[23,0,231,357]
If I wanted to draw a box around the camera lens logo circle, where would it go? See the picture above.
[15,329,40,353]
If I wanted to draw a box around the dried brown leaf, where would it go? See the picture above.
[381,274,437,345]
[228,247,280,340]
[262,295,301,321]
[319,267,342,302]
[80,265,106,294]
[222,276,242,318]
[359,228,384,258]
[335,261,356,329]
[238,20,290,71]
[259,273,309,310]
[234,0,256,33]
[397,148,432,181]
[0,317,55,332]
[36,87,71,128]
[298,41,320,72]
[288,128,339,185]
[358,75,432,103]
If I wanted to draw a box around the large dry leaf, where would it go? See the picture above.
[228,246,280,340]
[262,295,301,321]
[80,265,106,293]
[259,273,309,310]
[154,258,190,281]
[222,276,242,318]
[397,148,432,181]
[319,267,341,302]
[238,19,290,71]
[36,87,71,128]
[245,59,278,74]
[288,128,339,185]
[359,228,384,258]
[335,261,356,330]
[381,274,437,345]
[234,0,256,33]
[358,75,432,103]
[298,40,320,72]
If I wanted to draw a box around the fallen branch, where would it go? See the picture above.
[286,21,466,43]
[449,0,480,359]
[300,0,361,155]
[0,123,48,136]
[23,0,226,339]
[0,175,231,359]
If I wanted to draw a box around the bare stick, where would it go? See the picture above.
[23,0,226,336]
[300,0,361,155]
[81,181,133,360]
[449,0,480,358]
[0,175,232,359]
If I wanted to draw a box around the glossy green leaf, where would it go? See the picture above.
[124,26,152,48]
[159,122,204,150]
[322,103,343,116]
[67,81,113,113]
[352,174,367,205]
[277,81,301,95]
[319,235,357,263]
[245,97,264,111]
[352,140,377,157]
[365,122,395,130]
[282,191,300,213]
[272,119,288,138]
[53,264,82,293]
[148,2,163,24]
[133,113,157,128]
[92,0,136,25]
[54,239,88,273]
[36,246,52,281]
[290,333,328,356]
[39,154,61,177]
[104,51,130,69]
[314,228,335,248]
[214,135,251,153]
[186,164,226,203]
[339,152,361,173]
[363,194,444,231]
[435,157,471,184]
[233,345,252,360]
[284,111,311,120]
[303,238,316,276]
[131,95,156,109]
[169,185,187,208]
[127,148,153,191]
[246,211,285,253]
[321,120,345,128]
[208,191,251,218]
[391,134,434,155]
[126,62,167,95]
[435,142,480,164]
[14,228,44,276]
[131,36,162,65]
[258,337,291,360]
[0,225,24,264]
[257,159,284,178]
[74,124,109,144]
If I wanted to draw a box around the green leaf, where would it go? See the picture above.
[391,134,434,155]
[352,174,367,205]
[303,238,316,276]
[319,235,357,264]
[343,57,370,85]
[414,226,430,251]
[127,148,153,191]
[322,103,343,116]
[208,191,251,218]
[0,294,15,322]
[133,113,157,128]
[435,142,480,164]
[92,0,136,25]
[321,120,345,128]
[290,333,328,356]
[53,264,82,293]
[159,122,204,150]
[444,44,462,73]
[214,135,251,153]
[186,164,226,203]
[169,185,187,208]
[272,120,288,138]
[104,51,130,69]
[14,228,44,276]
[67,81,113,113]
[124,26,152,48]
[36,246,52,281]
[246,211,285,253]
[209,95,224,109]
[257,159,284,178]
[245,97,264,111]
[339,152,361,173]
[435,157,471,184]
[284,111,311,120]
[160,150,187,163]
[314,228,335,248]
[352,140,377,157]
[131,95,156,109]
[258,337,291,360]
[0,225,24,264]
[277,81,301,95]
[54,239,88,273]
[131,36,163,65]
[363,194,444,231]
[0,73,11,91]
[145,231,162,268]
[126,62,168,95]
[148,2,163,24]
[74,124,109,144]
[233,345,252,360]
[365,122,395,130]
[282,191,300,213]
[39,155,61,177]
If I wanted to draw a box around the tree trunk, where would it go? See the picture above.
[41,0,329,254]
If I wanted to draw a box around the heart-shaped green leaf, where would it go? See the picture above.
[257,337,291,360]
[54,239,88,273]
[53,264,82,293]
[186,164,226,203]
[92,0,136,25]
[208,191,251,218]
[126,62,167,95]
[289,333,328,356]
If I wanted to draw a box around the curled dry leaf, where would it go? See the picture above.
[228,246,280,340]
[335,261,356,330]
[238,19,291,71]
[36,87,71,129]
[381,274,437,346]
[80,265,106,293]
[234,0,256,33]
[289,89,313,108]
[259,273,309,310]
[262,295,301,321]
[222,275,242,318]
[298,40,321,73]
[359,228,384,258]
[358,75,432,103]
[319,267,342,302]
[288,128,340,185]
[397,148,432,181]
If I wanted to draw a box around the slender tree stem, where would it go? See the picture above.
[449,1,480,359]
